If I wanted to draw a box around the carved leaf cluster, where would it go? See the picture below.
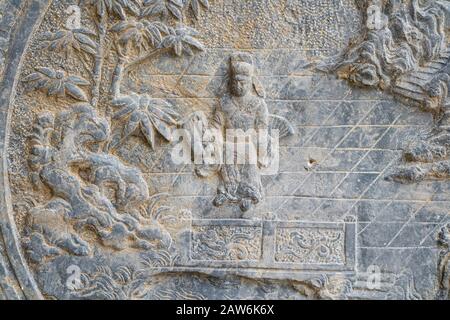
[142,0,184,20]
[87,0,141,19]
[112,19,169,52]
[111,93,179,149]
[23,67,90,101]
[160,25,204,56]
[41,28,97,56]
[185,0,209,19]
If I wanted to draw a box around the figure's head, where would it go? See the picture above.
[230,52,254,97]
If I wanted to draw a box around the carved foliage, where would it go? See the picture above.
[110,94,179,150]
[24,105,175,263]
[23,68,90,101]
[21,0,212,263]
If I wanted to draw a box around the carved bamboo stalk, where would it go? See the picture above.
[111,55,126,99]
[92,15,107,108]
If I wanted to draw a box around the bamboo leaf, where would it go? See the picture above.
[34,79,49,90]
[36,67,56,78]
[65,83,89,101]
[182,35,204,51]
[174,41,183,56]
[113,3,127,19]
[75,28,97,36]
[191,0,199,18]
[79,44,97,55]
[47,81,63,96]
[161,35,177,48]
[199,0,209,8]
[123,112,141,138]
[140,116,155,149]
[113,95,138,107]
[67,76,90,86]
[143,0,158,5]
[113,104,137,120]
[170,0,183,6]
[150,115,173,141]
[153,21,170,35]
[22,73,43,82]
[167,2,182,20]
[150,105,178,125]
[111,21,132,32]
[73,32,97,49]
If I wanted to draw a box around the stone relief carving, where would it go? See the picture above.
[321,1,450,185]
[274,227,345,265]
[23,68,91,101]
[189,52,294,213]
[437,223,450,299]
[19,0,208,263]
[69,261,422,300]
[321,0,450,114]
[385,126,450,183]
[0,0,448,300]
[320,0,450,300]
[24,105,173,263]
[191,224,262,261]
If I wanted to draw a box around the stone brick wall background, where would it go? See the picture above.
[109,0,444,298]
[1,0,448,299]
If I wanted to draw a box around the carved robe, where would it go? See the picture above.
[213,92,269,210]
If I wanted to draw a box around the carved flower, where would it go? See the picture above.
[22,67,90,101]
[349,63,380,87]
[160,25,204,56]
[142,0,183,20]
[185,0,209,19]
[86,0,141,20]
[41,28,97,57]
[111,94,179,149]
[111,19,169,52]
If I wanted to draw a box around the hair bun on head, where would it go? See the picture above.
[230,52,254,75]
[230,52,253,66]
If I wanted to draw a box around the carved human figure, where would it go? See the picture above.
[186,53,294,214]
[211,52,269,213]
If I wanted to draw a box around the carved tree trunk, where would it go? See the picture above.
[92,15,107,108]
[111,56,126,99]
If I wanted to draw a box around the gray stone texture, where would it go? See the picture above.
[0,0,449,300]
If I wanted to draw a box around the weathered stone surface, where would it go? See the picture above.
[0,0,449,300]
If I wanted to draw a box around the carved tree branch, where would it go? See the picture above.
[111,47,169,100]
[111,52,128,99]
[125,47,170,72]
[92,15,108,108]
